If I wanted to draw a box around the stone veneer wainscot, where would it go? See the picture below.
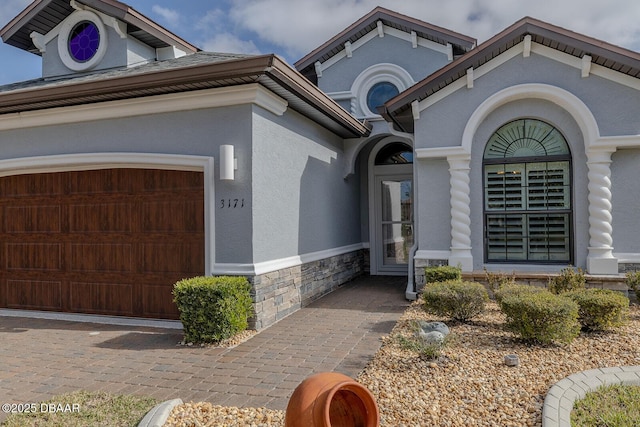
[248,250,364,329]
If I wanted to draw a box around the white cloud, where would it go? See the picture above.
[151,5,183,29]
[201,33,261,55]
[227,0,640,59]
[0,0,31,26]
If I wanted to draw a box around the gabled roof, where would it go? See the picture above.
[0,0,198,55]
[382,17,640,133]
[295,6,476,81]
[0,53,371,138]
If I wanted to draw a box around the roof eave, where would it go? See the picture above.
[1,0,199,54]
[0,54,370,139]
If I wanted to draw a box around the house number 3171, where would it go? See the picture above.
[220,198,245,208]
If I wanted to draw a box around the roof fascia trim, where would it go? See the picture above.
[0,0,52,42]
[0,84,287,131]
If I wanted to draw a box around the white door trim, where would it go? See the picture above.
[368,137,413,275]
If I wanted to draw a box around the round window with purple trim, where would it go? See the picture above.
[68,21,100,63]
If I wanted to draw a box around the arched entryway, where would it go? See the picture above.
[369,139,414,275]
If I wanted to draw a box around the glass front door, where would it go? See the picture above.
[377,175,413,272]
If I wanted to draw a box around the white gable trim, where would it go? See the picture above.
[317,23,450,75]
[0,84,288,131]
[0,152,216,275]
[417,39,640,115]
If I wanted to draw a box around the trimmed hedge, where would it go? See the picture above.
[548,267,586,295]
[424,265,461,284]
[173,276,253,343]
[501,291,580,344]
[564,288,629,331]
[423,280,488,322]
[494,282,547,308]
[626,271,640,301]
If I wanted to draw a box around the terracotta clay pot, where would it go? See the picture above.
[285,372,379,427]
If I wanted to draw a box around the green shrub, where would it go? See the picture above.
[564,288,629,331]
[422,280,488,322]
[501,291,580,344]
[173,276,253,343]
[424,265,462,284]
[548,266,586,294]
[494,282,547,308]
[483,268,516,294]
[626,271,640,301]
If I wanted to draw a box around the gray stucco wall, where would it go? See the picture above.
[415,158,451,251]
[413,51,640,271]
[251,107,361,264]
[318,34,450,94]
[415,54,640,149]
[0,105,254,265]
[611,149,640,254]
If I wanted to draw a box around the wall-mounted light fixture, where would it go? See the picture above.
[220,145,237,181]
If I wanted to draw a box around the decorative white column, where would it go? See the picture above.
[586,148,618,274]
[447,154,473,271]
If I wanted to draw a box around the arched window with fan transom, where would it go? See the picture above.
[483,119,572,263]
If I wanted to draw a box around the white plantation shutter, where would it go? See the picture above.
[483,119,571,263]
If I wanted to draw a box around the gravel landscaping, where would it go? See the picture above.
[164,300,640,426]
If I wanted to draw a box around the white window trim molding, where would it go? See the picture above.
[0,84,288,132]
[351,63,414,119]
[58,10,109,71]
[0,152,216,275]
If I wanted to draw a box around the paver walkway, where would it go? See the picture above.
[0,275,408,422]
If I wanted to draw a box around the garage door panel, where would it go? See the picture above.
[69,244,134,273]
[142,242,205,274]
[70,281,134,315]
[142,200,204,232]
[69,203,132,233]
[0,173,63,197]
[68,169,136,194]
[6,243,62,271]
[6,205,61,233]
[0,168,204,319]
[142,169,204,192]
[6,280,62,310]
[141,284,179,318]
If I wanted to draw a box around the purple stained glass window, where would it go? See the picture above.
[68,21,100,62]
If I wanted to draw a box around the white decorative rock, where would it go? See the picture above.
[417,321,450,337]
[504,354,519,367]
[418,330,445,346]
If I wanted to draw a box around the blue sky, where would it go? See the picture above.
[1,0,640,86]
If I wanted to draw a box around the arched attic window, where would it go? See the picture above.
[483,119,572,263]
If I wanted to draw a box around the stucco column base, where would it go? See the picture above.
[587,255,619,275]
[449,248,473,272]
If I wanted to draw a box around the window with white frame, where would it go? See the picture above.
[483,119,572,263]
[350,63,414,118]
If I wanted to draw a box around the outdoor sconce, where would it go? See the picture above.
[220,144,237,181]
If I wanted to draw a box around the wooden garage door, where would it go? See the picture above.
[0,169,205,319]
